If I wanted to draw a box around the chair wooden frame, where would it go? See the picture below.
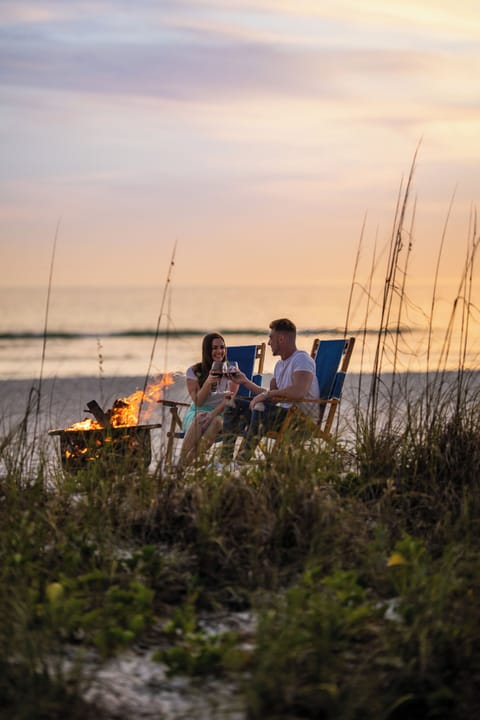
[158,343,266,466]
[264,336,355,445]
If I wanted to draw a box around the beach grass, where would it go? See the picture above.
[2,167,480,717]
[3,368,480,718]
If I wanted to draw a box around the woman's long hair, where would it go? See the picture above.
[192,332,226,386]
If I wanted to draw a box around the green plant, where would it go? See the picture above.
[248,566,380,718]
[153,592,249,676]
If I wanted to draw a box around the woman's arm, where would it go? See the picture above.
[186,372,216,406]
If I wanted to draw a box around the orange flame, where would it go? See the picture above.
[65,447,89,458]
[111,373,174,426]
[63,373,174,431]
[65,418,102,432]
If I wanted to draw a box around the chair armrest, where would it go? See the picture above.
[157,399,190,408]
[291,397,336,404]
[270,396,334,405]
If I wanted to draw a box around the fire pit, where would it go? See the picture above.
[48,422,161,473]
[49,377,172,473]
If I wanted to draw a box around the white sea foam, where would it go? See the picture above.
[3,283,477,380]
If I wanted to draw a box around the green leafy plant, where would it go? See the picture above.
[153,592,250,676]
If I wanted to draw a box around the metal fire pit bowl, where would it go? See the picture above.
[48,423,162,474]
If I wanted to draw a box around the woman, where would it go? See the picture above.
[179,332,236,468]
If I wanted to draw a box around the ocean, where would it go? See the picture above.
[2,283,478,382]
[0,284,357,381]
[2,283,480,469]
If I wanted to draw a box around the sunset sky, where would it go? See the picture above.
[1,0,479,289]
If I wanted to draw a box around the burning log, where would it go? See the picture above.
[85,399,134,427]
[85,400,110,427]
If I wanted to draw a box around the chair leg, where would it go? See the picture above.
[323,400,339,437]
[165,407,182,466]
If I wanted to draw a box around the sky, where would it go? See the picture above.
[1,0,479,289]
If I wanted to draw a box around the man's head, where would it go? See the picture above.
[268,318,297,358]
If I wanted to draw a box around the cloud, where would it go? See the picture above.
[1,0,479,291]
[0,24,467,112]
[0,0,477,120]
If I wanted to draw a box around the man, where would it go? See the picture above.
[220,318,320,462]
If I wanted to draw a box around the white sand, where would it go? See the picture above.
[3,369,475,474]
[0,374,187,430]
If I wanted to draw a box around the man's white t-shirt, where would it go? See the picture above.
[273,350,319,418]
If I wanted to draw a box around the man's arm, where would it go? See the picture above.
[230,371,267,397]
[250,370,313,408]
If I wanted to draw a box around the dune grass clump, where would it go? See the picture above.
[351,383,480,549]
[143,444,368,602]
[0,468,102,718]
[3,363,480,719]
[247,534,480,720]
[0,423,362,714]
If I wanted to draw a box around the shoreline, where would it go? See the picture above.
[2,369,480,476]
[3,369,480,431]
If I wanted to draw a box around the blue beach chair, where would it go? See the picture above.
[264,336,355,445]
[159,343,266,466]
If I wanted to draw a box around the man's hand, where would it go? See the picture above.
[228,369,247,386]
[250,391,269,410]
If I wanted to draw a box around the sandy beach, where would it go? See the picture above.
[0,370,368,474]
[0,373,186,430]
[3,369,477,475]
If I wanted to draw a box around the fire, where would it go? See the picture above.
[111,373,174,426]
[63,373,174,431]
[65,447,89,459]
[66,418,102,432]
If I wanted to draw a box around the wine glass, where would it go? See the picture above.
[222,361,238,402]
[210,360,224,394]
[226,361,239,378]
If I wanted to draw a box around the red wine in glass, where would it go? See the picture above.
[211,361,224,393]
[227,361,239,377]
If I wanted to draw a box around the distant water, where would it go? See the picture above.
[1,284,479,380]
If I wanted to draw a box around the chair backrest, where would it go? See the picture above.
[227,343,266,397]
[311,337,355,400]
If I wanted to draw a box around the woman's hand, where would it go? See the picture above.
[197,411,212,431]
[206,369,221,392]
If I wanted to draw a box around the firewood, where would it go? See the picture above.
[85,400,110,427]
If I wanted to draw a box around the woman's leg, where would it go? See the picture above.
[198,415,223,458]
[179,414,223,467]
[178,417,203,467]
